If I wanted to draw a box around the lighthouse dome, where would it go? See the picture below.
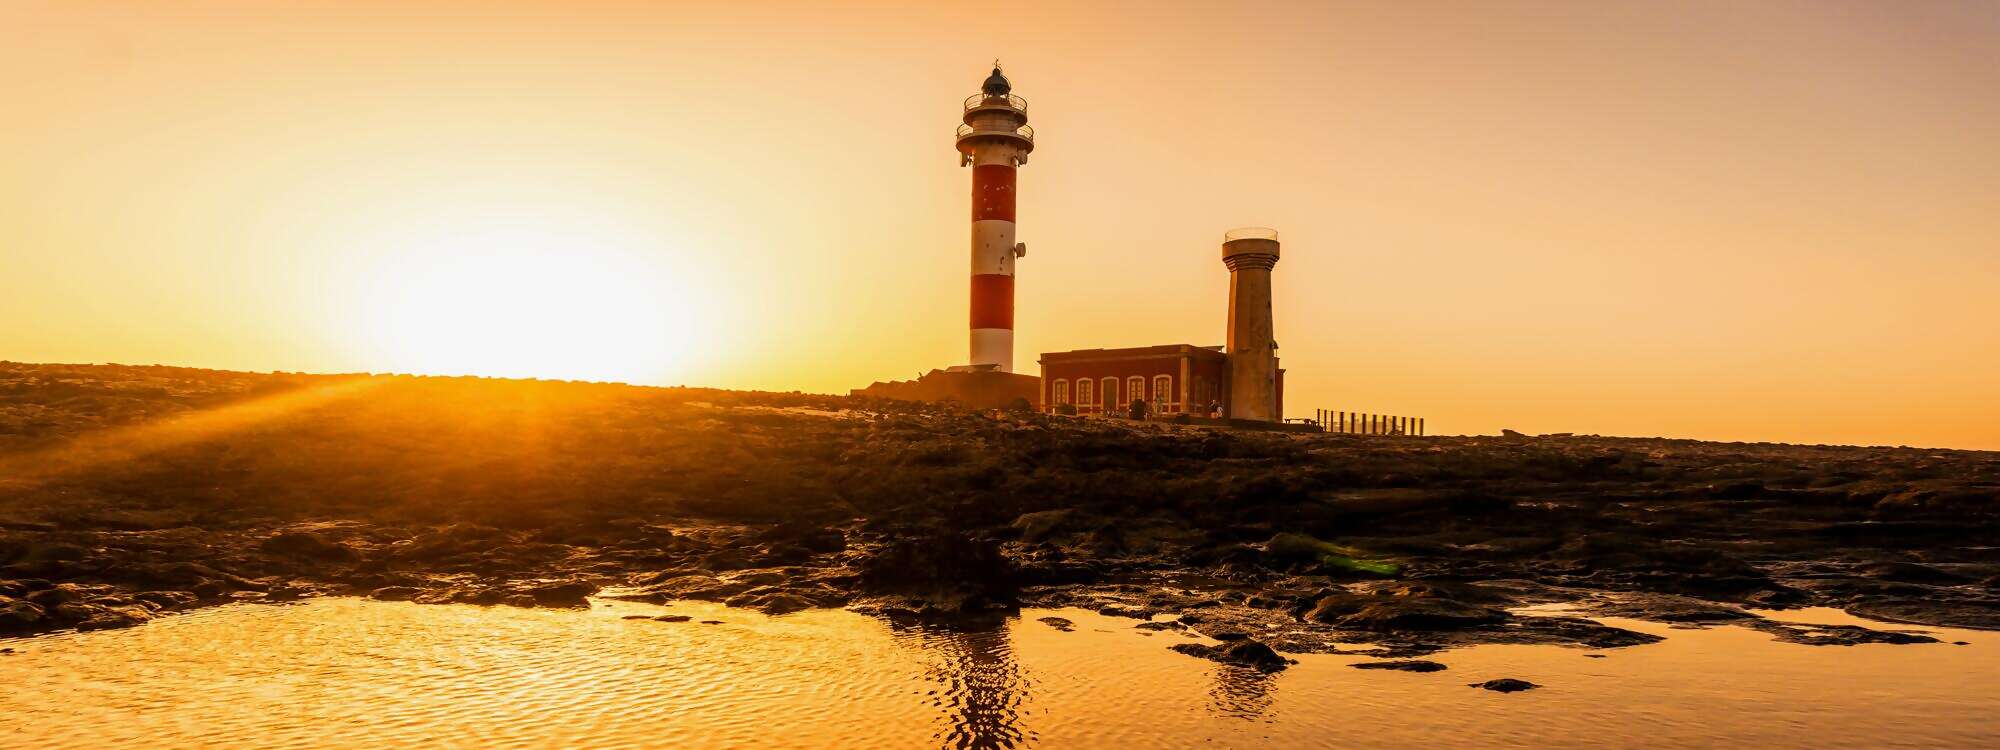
[981,67,1011,96]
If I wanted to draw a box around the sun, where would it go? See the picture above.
[356,224,706,384]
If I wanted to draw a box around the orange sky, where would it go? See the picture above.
[3,1,1997,449]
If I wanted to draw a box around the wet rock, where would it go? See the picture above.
[613,573,749,603]
[1470,678,1539,692]
[191,580,232,599]
[857,531,1018,614]
[395,524,509,562]
[1493,616,1666,649]
[1016,559,1103,585]
[1096,605,1155,620]
[1747,620,1940,646]
[259,532,360,562]
[132,590,199,609]
[0,598,46,631]
[759,521,846,554]
[1306,592,1510,631]
[450,588,513,606]
[749,593,815,615]
[1037,616,1075,632]
[1169,639,1295,672]
[517,579,598,607]
[25,584,87,608]
[653,614,693,622]
[1857,562,1971,585]
[370,585,421,601]
[1842,599,2000,630]
[1011,510,1076,543]
[724,570,789,587]
[75,605,151,632]
[754,543,814,566]
[503,594,538,608]
[1135,620,1183,631]
[1587,593,1757,624]
[1352,659,1447,672]
[700,549,754,571]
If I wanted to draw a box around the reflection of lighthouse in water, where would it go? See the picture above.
[956,63,1035,373]
[889,617,1033,749]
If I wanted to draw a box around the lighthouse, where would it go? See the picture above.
[1222,228,1281,421]
[956,64,1035,373]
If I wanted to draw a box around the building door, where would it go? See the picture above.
[1075,378,1094,414]
[1101,377,1119,414]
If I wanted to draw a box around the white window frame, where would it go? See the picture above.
[1052,379,1070,406]
[1153,375,1175,413]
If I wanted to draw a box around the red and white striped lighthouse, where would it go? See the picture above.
[956,64,1035,372]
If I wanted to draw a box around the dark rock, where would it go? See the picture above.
[1096,605,1154,619]
[653,614,693,622]
[503,594,538,608]
[1857,562,1971,585]
[192,580,232,599]
[0,599,46,631]
[518,579,598,607]
[1037,616,1075,632]
[452,588,513,606]
[1170,639,1295,672]
[132,590,199,609]
[1747,620,1940,646]
[1588,594,1756,623]
[75,605,151,631]
[395,524,508,561]
[1306,592,1509,631]
[759,521,846,554]
[755,543,814,566]
[370,586,421,601]
[700,549,754,571]
[1352,659,1447,672]
[1016,560,1103,585]
[1470,678,1539,692]
[738,592,815,615]
[857,531,1018,614]
[259,532,360,562]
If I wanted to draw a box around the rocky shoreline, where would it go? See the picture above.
[4,362,1998,666]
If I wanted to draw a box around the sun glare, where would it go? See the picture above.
[357,225,705,384]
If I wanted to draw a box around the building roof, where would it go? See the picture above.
[1040,344,1225,363]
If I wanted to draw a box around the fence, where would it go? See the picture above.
[1315,409,1425,436]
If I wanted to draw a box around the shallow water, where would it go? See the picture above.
[3,599,1996,748]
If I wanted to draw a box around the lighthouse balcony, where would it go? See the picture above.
[963,92,1028,115]
[955,122,1034,144]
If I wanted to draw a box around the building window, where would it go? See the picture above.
[1076,378,1094,413]
[1101,377,1118,412]
[1052,379,1069,407]
[1153,375,1174,413]
[1126,376,1145,408]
